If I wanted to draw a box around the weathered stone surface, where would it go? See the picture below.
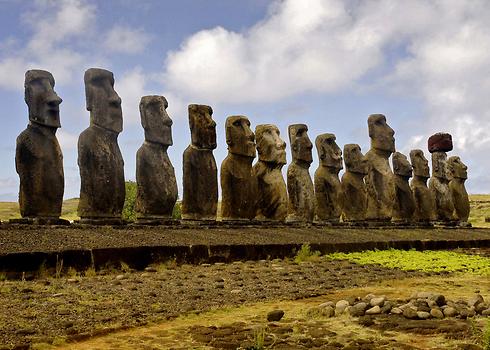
[220,115,256,221]
[365,114,395,221]
[341,144,368,222]
[286,124,314,223]
[349,302,368,317]
[447,156,470,222]
[314,133,343,223]
[135,96,177,220]
[429,149,455,222]
[253,124,287,221]
[182,104,218,221]
[392,152,415,222]
[430,308,444,319]
[78,68,125,221]
[335,300,350,315]
[16,70,64,220]
[428,133,453,153]
[409,149,435,222]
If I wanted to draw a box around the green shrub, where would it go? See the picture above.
[122,181,137,222]
[172,201,182,220]
[294,243,321,263]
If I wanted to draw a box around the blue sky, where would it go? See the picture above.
[1,0,489,201]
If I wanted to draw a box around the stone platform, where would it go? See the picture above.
[1,224,490,273]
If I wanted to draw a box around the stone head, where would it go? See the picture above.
[225,115,255,158]
[431,151,449,179]
[24,70,62,128]
[255,124,286,165]
[368,114,395,153]
[409,149,430,178]
[447,156,468,180]
[188,104,216,150]
[140,95,173,146]
[84,68,122,133]
[392,152,412,178]
[316,133,342,170]
[343,144,367,175]
[288,124,313,165]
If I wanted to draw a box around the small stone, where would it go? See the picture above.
[363,294,376,303]
[267,310,284,322]
[381,301,394,314]
[403,307,418,319]
[430,308,444,319]
[116,274,126,280]
[52,293,63,297]
[335,300,350,315]
[475,303,488,314]
[349,302,368,317]
[429,294,446,306]
[144,267,157,273]
[481,309,490,316]
[417,311,431,319]
[230,289,242,294]
[321,306,335,318]
[141,272,151,277]
[370,296,385,307]
[67,278,78,283]
[411,291,432,299]
[365,305,381,315]
[391,307,403,315]
[319,301,335,308]
[443,306,458,317]
[468,294,484,307]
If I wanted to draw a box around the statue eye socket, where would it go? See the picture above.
[233,121,241,127]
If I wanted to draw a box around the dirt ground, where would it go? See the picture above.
[1,250,490,349]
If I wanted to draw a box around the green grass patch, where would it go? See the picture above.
[325,249,490,275]
[294,243,321,263]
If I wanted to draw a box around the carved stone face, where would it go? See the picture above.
[25,70,62,128]
[140,95,173,146]
[84,68,123,133]
[343,144,367,175]
[409,149,430,178]
[226,115,255,158]
[447,156,468,179]
[368,114,395,153]
[255,124,286,165]
[316,133,343,170]
[289,124,313,164]
[431,151,449,179]
[392,152,412,177]
[189,104,216,150]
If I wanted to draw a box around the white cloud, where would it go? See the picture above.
[117,66,149,124]
[164,0,390,103]
[104,25,151,54]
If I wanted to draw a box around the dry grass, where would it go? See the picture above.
[0,198,79,221]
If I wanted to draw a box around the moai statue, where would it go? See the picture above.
[78,68,125,224]
[409,149,435,223]
[447,156,470,223]
[135,96,178,223]
[428,133,455,223]
[365,114,395,222]
[341,144,368,222]
[182,104,218,221]
[391,152,415,223]
[314,134,343,223]
[286,124,314,223]
[220,115,256,221]
[253,124,287,221]
[14,70,66,224]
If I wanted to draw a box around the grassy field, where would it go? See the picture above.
[0,195,489,225]
[0,198,79,221]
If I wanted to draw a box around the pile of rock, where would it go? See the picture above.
[307,292,490,320]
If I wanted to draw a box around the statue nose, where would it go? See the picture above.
[109,93,121,106]
[46,93,62,107]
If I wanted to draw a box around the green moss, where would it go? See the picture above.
[122,180,137,222]
[325,249,490,275]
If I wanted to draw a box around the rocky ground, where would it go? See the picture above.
[1,249,490,350]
